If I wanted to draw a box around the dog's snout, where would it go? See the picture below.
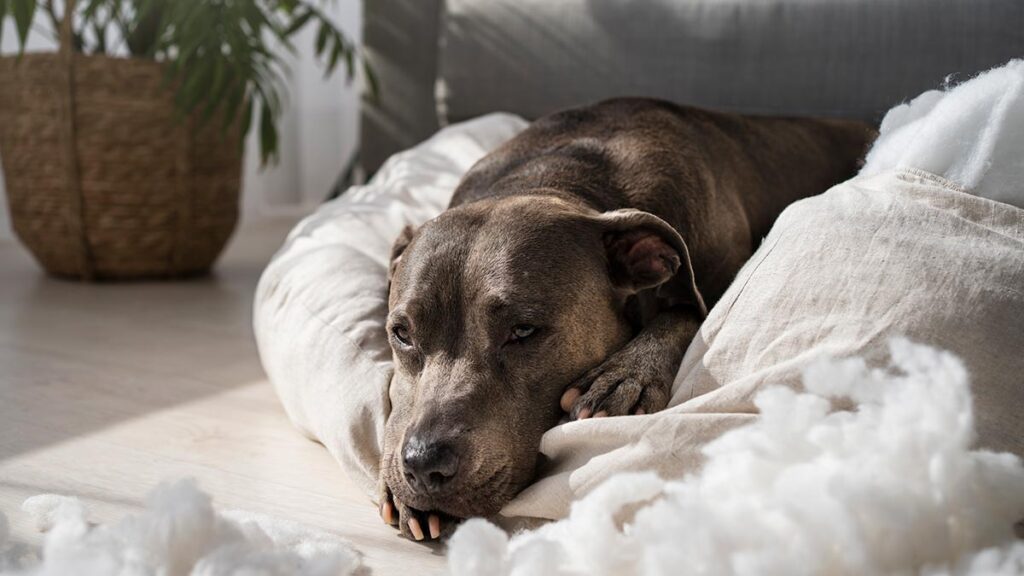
[402,434,459,494]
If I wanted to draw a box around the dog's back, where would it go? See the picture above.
[451,97,875,304]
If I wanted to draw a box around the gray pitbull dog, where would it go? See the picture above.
[379,98,875,540]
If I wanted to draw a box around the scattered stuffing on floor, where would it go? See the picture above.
[0,479,360,576]
[447,339,1024,576]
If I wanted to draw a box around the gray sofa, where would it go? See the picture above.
[359,0,1024,174]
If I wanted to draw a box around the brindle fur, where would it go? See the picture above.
[380,98,875,539]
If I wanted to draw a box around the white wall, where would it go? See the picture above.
[0,4,362,240]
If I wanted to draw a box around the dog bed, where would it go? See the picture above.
[254,59,1024,535]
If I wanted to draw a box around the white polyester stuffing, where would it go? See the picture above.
[861,59,1024,208]
[447,339,1024,576]
[0,479,359,576]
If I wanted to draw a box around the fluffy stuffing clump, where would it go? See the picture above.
[447,339,1024,576]
[0,479,359,576]
[861,58,1024,209]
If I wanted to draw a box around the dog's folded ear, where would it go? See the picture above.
[596,209,708,318]
[389,225,417,281]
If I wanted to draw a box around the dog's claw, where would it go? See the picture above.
[380,478,456,541]
[428,514,441,539]
[566,343,673,419]
[408,517,425,541]
[560,388,580,411]
[378,484,400,526]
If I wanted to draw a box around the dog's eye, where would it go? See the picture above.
[510,324,536,342]
[392,325,412,346]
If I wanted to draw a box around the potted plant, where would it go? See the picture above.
[0,0,367,279]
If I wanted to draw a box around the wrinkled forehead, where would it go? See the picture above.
[391,201,594,316]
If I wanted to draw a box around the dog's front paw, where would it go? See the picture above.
[560,345,673,419]
[378,481,453,542]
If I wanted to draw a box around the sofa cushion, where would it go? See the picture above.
[439,0,1024,124]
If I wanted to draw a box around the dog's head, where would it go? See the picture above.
[381,195,702,518]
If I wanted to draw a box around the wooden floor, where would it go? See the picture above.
[0,220,445,574]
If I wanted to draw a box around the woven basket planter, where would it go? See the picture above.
[0,53,242,280]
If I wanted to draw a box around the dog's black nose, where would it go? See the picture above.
[402,435,459,494]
